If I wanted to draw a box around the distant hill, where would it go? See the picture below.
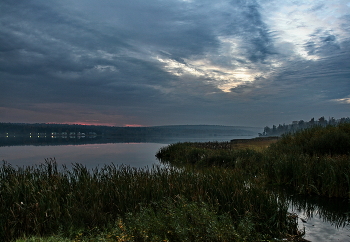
[0,123,261,146]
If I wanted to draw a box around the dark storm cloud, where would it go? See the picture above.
[60,0,222,56]
[237,4,276,63]
[1,0,350,126]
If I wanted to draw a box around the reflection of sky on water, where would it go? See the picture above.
[290,206,350,241]
[0,143,167,169]
[0,136,254,168]
[300,217,349,241]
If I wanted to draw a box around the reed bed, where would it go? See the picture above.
[156,142,263,174]
[0,159,299,241]
[157,124,350,198]
[264,124,350,198]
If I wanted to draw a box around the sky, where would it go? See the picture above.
[1,0,350,127]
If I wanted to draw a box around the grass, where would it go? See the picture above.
[230,137,279,150]
[264,124,350,197]
[157,124,350,198]
[1,159,300,241]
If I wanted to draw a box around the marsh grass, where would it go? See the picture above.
[264,124,350,198]
[1,159,299,241]
[157,124,350,198]
[270,123,350,156]
[156,142,264,173]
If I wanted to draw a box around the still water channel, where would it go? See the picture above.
[0,142,166,169]
[0,137,349,241]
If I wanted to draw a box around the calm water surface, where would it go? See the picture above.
[0,143,166,169]
[0,136,246,168]
[288,195,350,241]
[295,213,350,241]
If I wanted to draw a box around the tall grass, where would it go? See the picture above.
[156,124,350,198]
[0,159,299,241]
[264,124,350,198]
[156,142,263,174]
[270,123,350,156]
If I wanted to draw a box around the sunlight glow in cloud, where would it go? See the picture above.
[156,57,202,77]
[157,56,267,92]
[333,98,350,104]
[155,31,281,92]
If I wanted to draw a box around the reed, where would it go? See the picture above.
[1,159,298,241]
[156,124,350,198]
[269,123,350,156]
[156,142,263,174]
[264,124,350,198]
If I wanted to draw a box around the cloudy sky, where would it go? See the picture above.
[1,0,350,127]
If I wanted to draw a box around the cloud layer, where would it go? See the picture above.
[1,0,350,126]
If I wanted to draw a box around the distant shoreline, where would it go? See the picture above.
[230,136,279,142]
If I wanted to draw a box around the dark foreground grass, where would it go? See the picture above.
[1,160,300,242]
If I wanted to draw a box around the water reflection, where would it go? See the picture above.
[0,135,253,168]
[0,143,167,169]
[286,193,350,241]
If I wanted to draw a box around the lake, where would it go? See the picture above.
[0,136,248,168]
[0,142,166,169]
[1,136,349,241]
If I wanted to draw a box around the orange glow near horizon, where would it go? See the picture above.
[47,121,119,127]
[46,122,147,127]
[124,124,145,127]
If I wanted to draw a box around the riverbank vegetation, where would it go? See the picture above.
[3,124,350,241]
[157,124,350,198]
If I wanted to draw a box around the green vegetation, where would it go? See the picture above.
[1,160,299,241]
[264,124,350,197]
[4,124,350,241]
[157,124,350,198]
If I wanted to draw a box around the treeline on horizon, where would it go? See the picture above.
[0,123,256,138]
[261,116,350,136]
[0,123,106,136]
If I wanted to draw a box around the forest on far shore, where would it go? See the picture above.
[260,116,350,136]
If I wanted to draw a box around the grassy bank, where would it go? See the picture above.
[156,124,350,198]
